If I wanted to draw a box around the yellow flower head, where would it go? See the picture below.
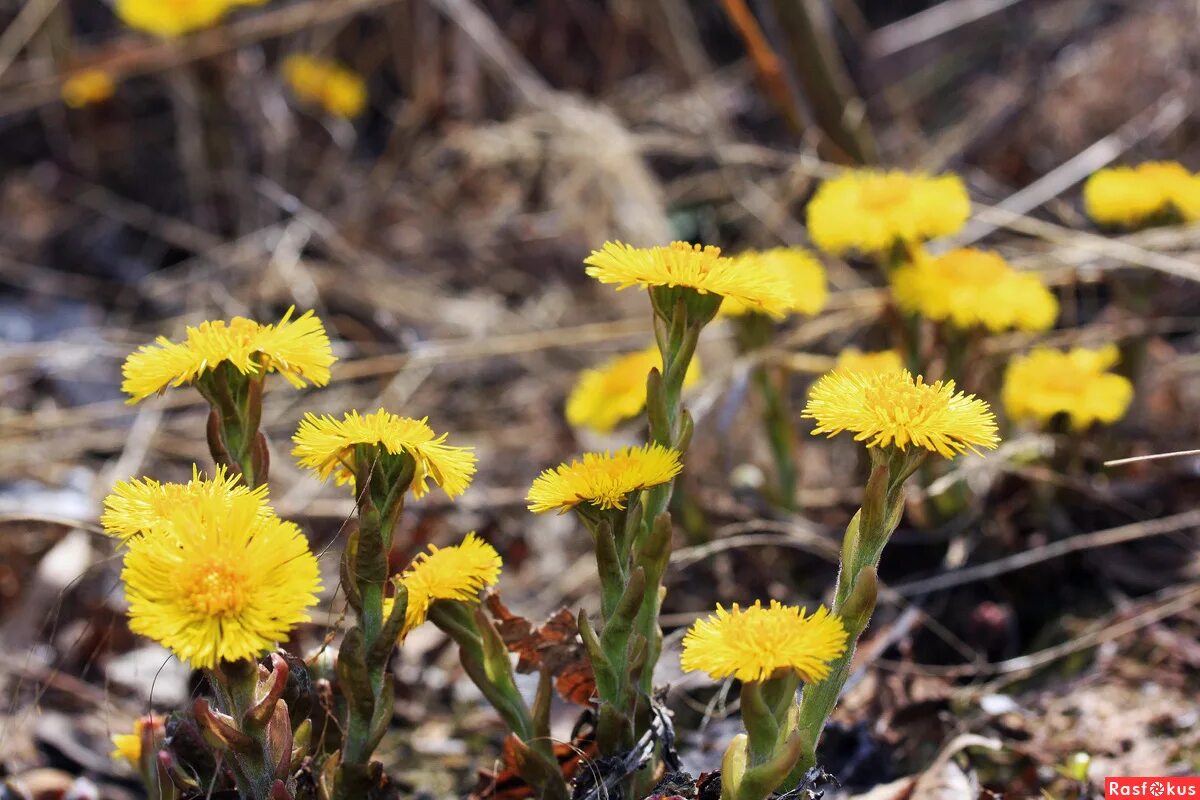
[807,169,971,256]
[102,464,271,543]
[1083,161,1200,227]
[62,69,116,108]
[1002,345,1133,430]
[393,532,502,635]
[283,55,368,119]
[833,348,904,376]
[720,247,828,317]
[115,0,264,37]
[292,409,477,499]
[681,600,847,683]
[803,369,999,458]
[584,241,792,318]
[527,444,683,514]
[111,716,163,766]
[121,307,335,403]
[121,492,321,669]
[891,248,1058,333]
[566,345,702,434]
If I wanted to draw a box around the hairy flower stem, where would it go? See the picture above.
[199,362,269,489]
[735,314,800,511]
[335,449,415,798]
[792,447,924,778]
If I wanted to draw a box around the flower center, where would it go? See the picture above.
[184,561,250,617]
[859,174,913,210]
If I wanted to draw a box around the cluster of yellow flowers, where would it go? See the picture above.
[1084,161,1200,227]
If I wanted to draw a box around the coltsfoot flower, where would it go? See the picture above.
[720,247,827,317]
[807,169,971,256]
[833,347,904,376]
[115,0,264,37]
[1083,161,1200,227]
[803,369,999,458]
[121,307,334,402]
[292,409,477,498]
[584,241,792,318]
[110,715,163,765]
[681,600,847,683]
[121,493,321,669]
[392,532,502,634]
[527,443,683,514]
[566,345,701,434]
[283,55,368,119]
[62,69,116,108]
[1002,344,1134,429]
[891,248,1058,333]
[102,465,271,542]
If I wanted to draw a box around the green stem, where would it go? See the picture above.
[754,364,799,510]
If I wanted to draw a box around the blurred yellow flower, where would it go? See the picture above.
[115,0,264,37]
[833,348,904,376]
[1002,345,1133,429]
[1083,161,1200,227]
[807,169,971,256]
[719,247,827,317]
[62,69,116,108]
[803,369,999,458]
[566,345,701,434]
[393,532,502,635]
[121,492,320,669]
[584,241,791,318]
[110,716,163,765]
[527,444,682,514]
[102,464,270,543]
[121,307,334,402]
[681,600,847,683]
[282,55,368,119]
[292,409,477,498]
[891,248,1058,333]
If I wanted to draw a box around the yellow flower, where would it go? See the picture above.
[121,492,321,669]
[833,348,904,376]
[527,444,683,514]
[566,345,702,434]
[282,55,368,119]
[803,369,999,458]
[102,465,271,543]
[1002,345,1133,429]
[681,600,847,683]
[891,248,1058,333]
[719,247,827,317]
[392,532,502,635]
[1083,162,1200,227]
[121,307,335,403]
[807,169,971,256]
[584,241,792,318]
[292,409,477,499]
[62,69,116,108]
[111,716,163,765]
[115,0,264,37]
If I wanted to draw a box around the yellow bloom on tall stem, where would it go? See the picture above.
[833,347,904,376]
[292,409,477,498]
[121,307,334,402]
[1003,345,1134,429]
[891,247,1058,333]
[584,241,792,317]
[681,600,847,683]
[115,0,264,37]
[393,532,502,634]
[283,55,368,119]
[806,169,971,256]
[566,345,702,434]
[526,444,683,514]
[121,493,321,669]
[1083,161,1200,227]
[803,369,999,458]
[719,247,828,317]
[102,464,270,542]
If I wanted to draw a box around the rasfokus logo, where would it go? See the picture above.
[1106,778,1200,797]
